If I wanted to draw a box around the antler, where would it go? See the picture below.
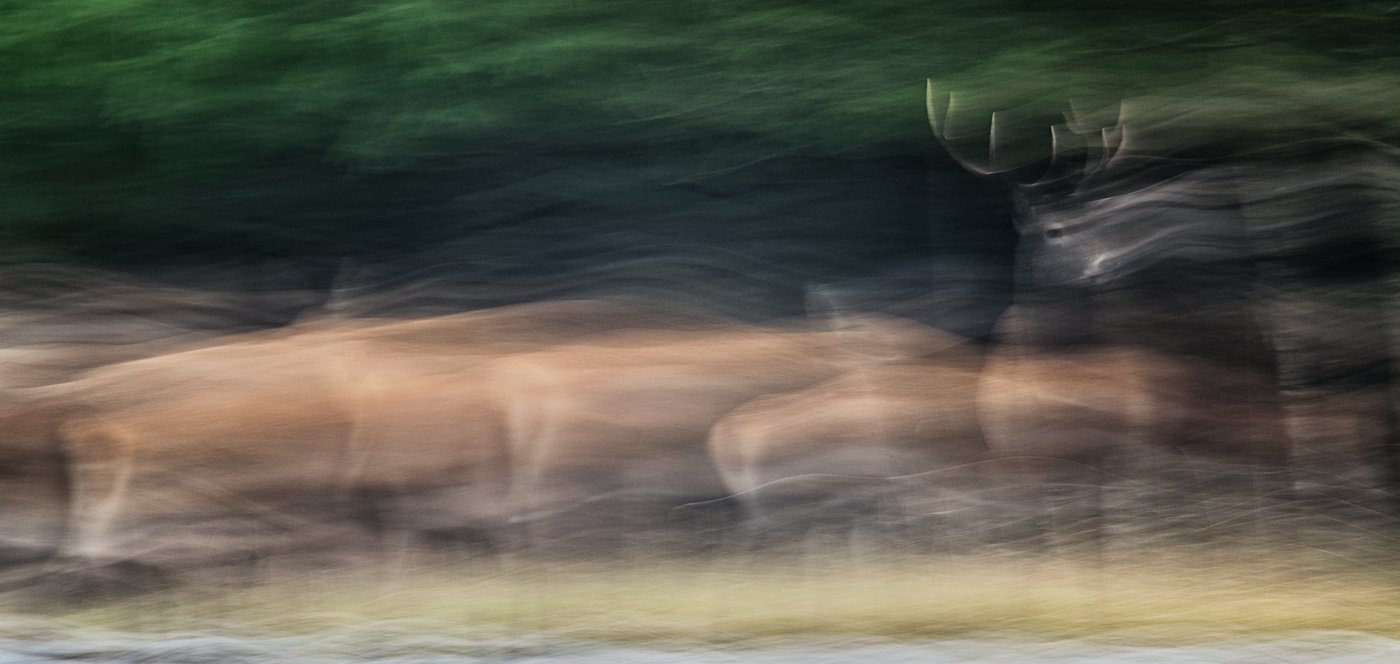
[1064,98,1126,178]
[928,80,1100,187]
[927,80,999,175]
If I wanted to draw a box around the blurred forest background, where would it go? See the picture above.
[4,0,1399,323]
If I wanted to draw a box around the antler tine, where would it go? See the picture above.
[1047,122,1073,170]
[988,110,1001,174]
[1064,99,1091,135]
[1064,97,1125,136]
[1070,96,1126,178]
[1102,124,1125,171]
[1108,97,1124,131]
[1018,122,1084,191]
[925,79,945,139]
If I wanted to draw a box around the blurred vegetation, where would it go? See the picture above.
[44,551,1400,643]
[2,0,1396,265]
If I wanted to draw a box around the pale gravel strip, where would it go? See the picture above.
[0,626,1398,663]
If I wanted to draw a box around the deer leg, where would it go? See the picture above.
[59,419,135,563]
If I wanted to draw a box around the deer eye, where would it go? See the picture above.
[1044,227,1064,239]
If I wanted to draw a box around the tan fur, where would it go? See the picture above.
[3,299,727,565]
[708,352,987,527]
[489,318,961,536]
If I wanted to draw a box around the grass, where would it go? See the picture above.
[23,544,1400,645]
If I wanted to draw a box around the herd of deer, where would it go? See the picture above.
[0,291,1369,585]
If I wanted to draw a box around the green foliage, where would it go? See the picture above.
[2,1,1397,263]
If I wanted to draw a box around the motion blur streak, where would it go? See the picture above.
[0,298,736,572]
[931,88,1400,517]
